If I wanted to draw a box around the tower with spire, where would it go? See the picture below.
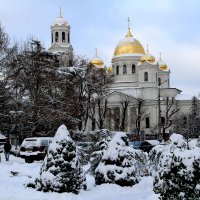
[49,7,73,66]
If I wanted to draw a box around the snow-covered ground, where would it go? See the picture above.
[0,153,159,200]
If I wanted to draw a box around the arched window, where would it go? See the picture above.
[146,117,150,128]
[69,60,72,66]
[62,32,65,42]
[161,117,165,127]
[123,65,127,74]
[144,72,148,81]
[68,33,70,43]
[132,64,135,73]
[55,32,59,42]
[116,65,119,75]
[51,33,53,43]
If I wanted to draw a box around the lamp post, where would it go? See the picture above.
[157,80,167,140]
[9,110,24,148]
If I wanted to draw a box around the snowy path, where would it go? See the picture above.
[0,153,159,200]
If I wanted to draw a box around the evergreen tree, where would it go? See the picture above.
[153,134,200,199]
[32,124,87,193]
[95,132,140,187]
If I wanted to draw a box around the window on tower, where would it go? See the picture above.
[116,65,119,75]
[161,117,165,127]
[68,33,70,43]
[62,32,65,42]
[51,33,53,43]
[144,72,148,81]
[55,32,59,42]
[132,64,135,73]
[146,117,150,128]
[69,60,72,66]
[123,65,127,74]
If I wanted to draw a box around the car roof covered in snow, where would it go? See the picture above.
[145,140,160,146]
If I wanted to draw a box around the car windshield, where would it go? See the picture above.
[21,139,37,147]
[41,140,48,146]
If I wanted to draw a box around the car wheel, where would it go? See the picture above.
[25,158,33,163]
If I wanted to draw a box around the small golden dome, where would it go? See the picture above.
[159,62,168,70]
[107,66,113,73]
[158,53,168,71]
[140,44,155,63]
[90,49,104,68]
[114,18,145,56]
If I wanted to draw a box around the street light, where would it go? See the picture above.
[157,80,167,140]
[9,110,24,148]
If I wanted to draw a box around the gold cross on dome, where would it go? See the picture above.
[95,48,98,57]
[128,17,131,29]
[159,52,162,61]
[59,6,62,17]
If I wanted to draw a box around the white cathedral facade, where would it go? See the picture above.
[49,13,192,139]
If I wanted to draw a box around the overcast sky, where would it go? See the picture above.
[0,0,200,96]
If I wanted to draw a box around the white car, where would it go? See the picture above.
[19,137,53,163]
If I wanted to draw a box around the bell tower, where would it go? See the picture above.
[49,8,73,66]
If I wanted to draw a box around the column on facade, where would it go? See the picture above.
[110,108,115,131]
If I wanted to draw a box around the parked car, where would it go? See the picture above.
[19,137,53,163]
[0,134,6,154]
[129,140,160,153]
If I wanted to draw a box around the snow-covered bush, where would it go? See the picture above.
[28,124,87,194]
[95,132,141,187]
[148,133,186,176]
[153,133,200,199]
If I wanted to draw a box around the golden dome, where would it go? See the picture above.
[114,37,145,56]
[114,18,145,56]
[90,49,104,68]
[158,53,168,71]
[140,44,155,63]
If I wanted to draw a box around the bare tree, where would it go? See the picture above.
[119,100,129,131]
[162,97,179,140]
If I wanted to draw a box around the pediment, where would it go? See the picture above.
[102,91,138,103]
[49,43,62,50]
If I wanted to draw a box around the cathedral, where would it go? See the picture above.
[49,12,192,139]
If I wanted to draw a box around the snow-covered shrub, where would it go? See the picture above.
[153,133,200,199]
[148,133,186,176]
[29,124,87,193]
[95,132,141,187]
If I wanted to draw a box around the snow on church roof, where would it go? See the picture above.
[114,88,142,98]
[175,93,193,100]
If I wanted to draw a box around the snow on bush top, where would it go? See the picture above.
[169,133,186,148]
[48,124,72,152]
[103,132,129,160]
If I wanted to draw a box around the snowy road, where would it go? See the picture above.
[0,153,159,200]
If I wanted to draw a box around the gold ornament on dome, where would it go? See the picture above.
[140,44,155,63]
[114,17,145,56]
[90,48,104,68]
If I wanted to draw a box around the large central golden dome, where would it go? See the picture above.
[114,26,145,56]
